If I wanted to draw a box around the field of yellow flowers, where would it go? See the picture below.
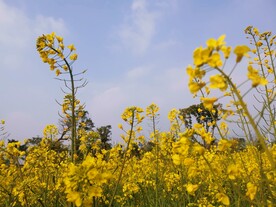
[1,26,276,206]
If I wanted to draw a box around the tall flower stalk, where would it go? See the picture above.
[109,106,144,207]
[146,103,160,207]
[36,33,87,163]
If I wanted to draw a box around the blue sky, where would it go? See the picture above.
[1,0,276,142]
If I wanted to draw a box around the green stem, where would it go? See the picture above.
[63,58,76,163]
[249,33,276,141]
[218,68,276,169]
[152,115,159,207]
[108,112,135,207]
[49,46,77,163]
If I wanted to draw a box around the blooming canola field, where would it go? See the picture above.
[1,26,276,206]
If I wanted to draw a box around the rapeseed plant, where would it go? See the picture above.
[37,33,87,163]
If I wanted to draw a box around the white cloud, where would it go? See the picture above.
[118,0,159,55]
[0,0,67,70]
[33,15,66,36]
[0,0,67,141]
[0,1,66,43]
[126,66,151,79]
[85,64,194,141]
[155,0,178,10]
[0,2,28,48]
[87,87,126,126]
[163,67,187,91]
[155,39,179,50]
[116,0,180,55]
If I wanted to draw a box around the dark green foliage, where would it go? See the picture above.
[179,103,222,133]
[96,125,112,150]
[179,103,222,148]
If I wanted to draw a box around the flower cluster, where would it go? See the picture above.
[36,32,77,76]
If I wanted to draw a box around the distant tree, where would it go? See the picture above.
[129,142,141,158]
[26,136,43,146]
[59,110,95,141]
[232,137,246,151]
[180,103,222,134]
[78,111,95,131]
[8,139,28,152]
[58,110,95,156]
[141,140,155,152]
[179,103,222,148]
[96,125,112,150]
[8,136,68,154]
[59,110,114,160]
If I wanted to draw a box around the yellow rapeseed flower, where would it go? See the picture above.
[121,106,144,125]
[217,139,232,151]
[208,52,223,68]
[220,122,228,132]
[221,45,231,59]
[62,65,68,71]
[172,154,181,165]
[183,157,194,166]
[253,27,259,35]
[68,44,76,51]
[216,193,230,206]
[202,132,215,145]
[70,53,78,61]
[217,34,226,47]
[186,183,199,196]
[66,191,82,207]
[146,103,159,118]
[43,124,58,139]
[193,143,205,155]
[186,65,206,80]
[227,164,240,180]
[55,69,61,76]
[206,34,226,51]
[193,47,211,67]
[256,41,263,47]
[246,182,257,200]
[209,74,228,91]
[168,108,179,122]
[188,81,206,95]
[200,97,218,110]
[233,45,250,63]
[118,123,123,130]
[247,65,268,87]
[56,35,63,43]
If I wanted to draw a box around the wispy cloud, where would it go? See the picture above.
[87,86,126,130]
[86,64,192,141]
[33,15,66,37]
[155,39,179,50]
[0,0,67,70]
[0,0,67,140]
[126,66,151,79]
[118,0,159,55]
